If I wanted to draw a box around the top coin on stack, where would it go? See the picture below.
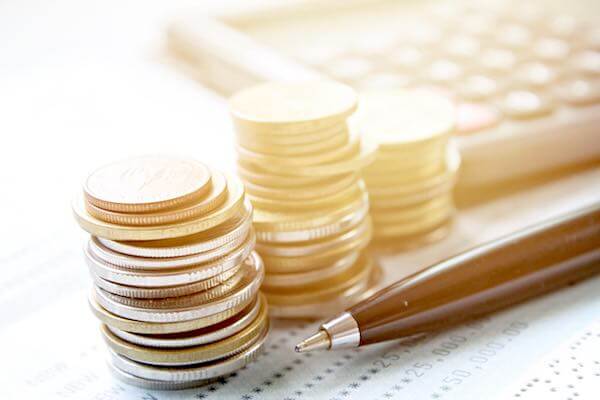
[356,89,460,249]
[72,156,268,390]
[230,81,382,318]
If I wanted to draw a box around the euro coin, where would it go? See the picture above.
[84,156,212,213]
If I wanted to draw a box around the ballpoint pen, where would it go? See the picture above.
[295,202,600,352]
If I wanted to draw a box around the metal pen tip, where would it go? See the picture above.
[294,330,331,353]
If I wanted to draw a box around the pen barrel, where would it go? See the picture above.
[350,204,600,345]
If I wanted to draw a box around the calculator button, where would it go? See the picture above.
[445,35,481,59]
[480,49,518,74]
[555,79,600,106]
[457,75,501,101]
[501,90,554,119]
[388,46,427,70]
[456,103,501,134]
[516,62,559,88]
[546,15,579,38]
[427,59,463,84]
[570,51,600,76]
[533,38,570,62]
[325,56,373,82]
[496,24,532,50]
[357,73,413,90]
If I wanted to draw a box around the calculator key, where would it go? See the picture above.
[555,79,600,106]
[496,24,532,50]
[357,73,413,90]
[480,49,518,74]
[546,15,579,38]
[388,46,427,70]
[533,38,570,62]
[445,35,481,59]
[501,90,554,119]
[427,59,463,84]
[456,103,501,134]
[325,56,374,82]
[516,62,559,88]
[457,75,501,101]
[570,51,600,76]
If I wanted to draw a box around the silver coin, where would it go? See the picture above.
[97,201,253,258]
[262,250,360,287]
[256,216,370,257]
[255,196,369,243]
[108,325,268,382]
[107,361,218,390]
[89,228,251,269]
[84,231,255,287]
[93,252,264,322]
[106,295,263,348]
[89,264,243,299]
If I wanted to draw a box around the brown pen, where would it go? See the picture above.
[295,202,600,352]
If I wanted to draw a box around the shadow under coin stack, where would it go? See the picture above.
[71,156,268,390]
[357,89,460,249]
[229,81,382,319]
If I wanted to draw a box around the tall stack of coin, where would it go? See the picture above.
[229,81,382,318]
[356,89,460,248]
[72,156,268,389]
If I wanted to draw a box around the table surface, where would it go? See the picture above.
[1,1,599,399]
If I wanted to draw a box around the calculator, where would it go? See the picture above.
[168,0,600,189]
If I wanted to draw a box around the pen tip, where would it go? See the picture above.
[294,330,331,353]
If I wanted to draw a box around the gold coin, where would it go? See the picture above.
[88,292,253,334]
[236,127,349,155]
[73,175,245,241]
[267,261,382,318]
[373,207,455,239]
[253,191,366,233]
[237,133,360,167]
[260,222,371,273]
[229,80,358,136]
[98,202,252,258]
[237,161,347,188]
[357,89,455,150]
[256,216,371,257]
[369,177,454,209]
[248,136,377,177]
[247,181,363,212]
[363,159,445,186]
[84,170,228,226]
[243,172,359,201]
[372,220,453,251]
[371,194,453,224]
[262,250,359,288]
[100,298,268,366]
[367,147,460,197]
[84,156,212,213]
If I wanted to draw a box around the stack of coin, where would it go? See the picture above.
[229,81,382,318]
[356,89,460,248]
[72,156,268,389]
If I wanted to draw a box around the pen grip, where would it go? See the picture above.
[350,204,600,345]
